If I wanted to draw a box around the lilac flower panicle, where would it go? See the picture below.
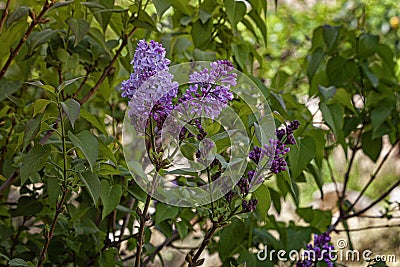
[224,191,234,203]
[237,177,250,195]
[296,232,335,267]
[127,70,178,131]
[242,199,258,212]
[249,120,300,174]
[124,40,178,131]
[176,60,236,119]
[121,40,171,98]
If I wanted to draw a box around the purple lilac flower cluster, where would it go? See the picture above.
[225,120,300,213]
[296,232,335,267]
[176,60,236,119]
[121,40,178,130]
[121,40,171,98]
[250,120,300,173]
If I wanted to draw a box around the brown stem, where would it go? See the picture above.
[79,26,137,105]
[140,231,180,265]
[118,196,136,249]
[347,141,398,212]
[0,171,18,197]
[0,0,11,34]
[0,0,56,80]
[72,74,89,99]
[347,179,400,219]
[188,222,220,267]
[326,158,340,200]
[135,194,151,267]
[335,224,400,232]
[339,147,358,212]
[37,189,69,267]
[141,217,201,266]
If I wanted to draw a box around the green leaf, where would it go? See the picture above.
[61,99,80,129]
[176,221,188,239]
[371,99,393,139]
[79,172,101,207]
[232,43,249,71]
[191,19,213,48]
[57,76,85,92]
[153,0,171,18]
[323,25,340,51]
[319,102,344,142]
[326,56,355,87]
[306,162,324,198]
[306,48,324,80]
[218,219,246,260]
[155,202,179,224]
[271,70,289,90]
[362,131,382,162]
[6,6,30,27]
[49,0,74,10]
[8,258,29,267]
[361,62,379,87]
[288,136,316,179]
[68,130,98,171]
[357,33,379,58]
[80,109,107,135]
[66,17,90,46]
[26,81,56,95]
[0,79,21,101]
[97,139,117,165]
[20,144,51,185]
[334,88,356,114]
[100,180,122,219]
[297,207,332,233]
[33,99,51,117]
[23,113,44,150]
[224,0,246,28]
[28,29,58,54]
[170,0,191,15]
[0,253,10,261]
[10,196,44,217]
[253,184,271,220]
[248,9,267,44]
[318,85,336,101]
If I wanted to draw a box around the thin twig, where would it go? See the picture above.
[0,171,18,197]
[140,231,180,265]
[348,179,400,218]
[348,141,398,212]
[135,194,152,267]
[0,0,11,34]
[79,26,137,104]
[326,158,340,200]
[38,101,69,266]
[335,224,400,232]
[37,189,69,266]
[188,222,220,267]
[118,196,136,249]
[340,146,358,211]
[0,0,57,80]
[72,74,89,99]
